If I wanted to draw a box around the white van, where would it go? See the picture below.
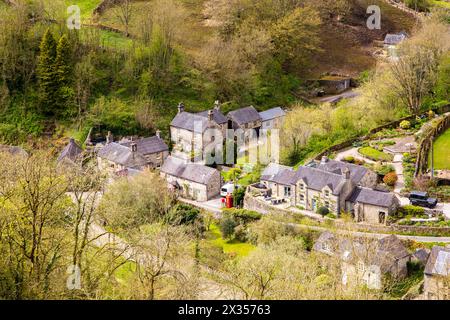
[220,183,240,197]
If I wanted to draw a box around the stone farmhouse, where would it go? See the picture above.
[227,106,262,131]
[160,156,221,202]
[170,102,227,162]
[424,246,450,300]
[260,159,399,224]
[313,232,410,290]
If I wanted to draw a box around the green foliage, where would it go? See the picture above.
[222,208,262,226]
[317,206,330,216]
[359,147,394,162]
[233,187,246,208]
[375,163,396,176]
[400,120,411,130]
[166,204,201,226]
[405,0,431,11]
[220,216,238,240]
[37,29,58,115]
[398,205,426,217]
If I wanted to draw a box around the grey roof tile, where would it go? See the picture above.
[425,246,450,276]
[259,107,286,122]
[347,187,397,208]
[98,142,148,169]
[161,156,219,185]
[316,159,368,185]
[120,136,168,155]
[58,138,83,162]
[228,106,261,125]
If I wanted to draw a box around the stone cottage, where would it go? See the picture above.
[160,156,221,202]
[384,32,407,59]
[120,131,169,169]
[97,142,149,175]
[170,103,227,162]
[313,232,410,290]
[318,76,352,94]
[260,160,398,223]
[424,246,450,300]
[259,107,286,131]
[346,187,399,225]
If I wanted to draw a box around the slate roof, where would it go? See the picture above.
[425,246,450,276]
[228,106,261,126]
[316,159,369,185]
[197,109,228,125]
[295,166,347,195]
[261,163,293,182]
[0,144,28,157]
[347,187,398,208]
[271,168,298,186]
[170,112,209,133]
[384,33,407,45]
[58,138,83,163]
[121,136,168,155]
[98,142,148,169]
[161,156,219,185]
[259,107,286,122]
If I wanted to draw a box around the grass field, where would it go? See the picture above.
[431,0,450,9]
[205,223,255,257]
[430,128,450,170]
[359,147,394,162]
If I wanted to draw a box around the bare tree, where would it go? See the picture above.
[114,0,133,37]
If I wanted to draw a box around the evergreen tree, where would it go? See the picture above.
[55,34,74,115]
[37,28,57,115]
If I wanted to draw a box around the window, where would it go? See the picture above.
[324,190,330,197]
[299,183,305,190]
[284,186,291,197]
[300,194,305,202]
[357,261,365,273]
[325,201,330,209]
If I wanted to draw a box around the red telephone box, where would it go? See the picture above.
[226,193,234,208]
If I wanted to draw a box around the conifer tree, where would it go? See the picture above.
[37,28,58,115]
[55,34,74,115]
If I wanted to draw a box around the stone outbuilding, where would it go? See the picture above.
[259,107,286,131]
[120,132,169,169]
[314,232,410,290]
[424,246,450,300]
[97,142,149,175]
[57,138,83,165]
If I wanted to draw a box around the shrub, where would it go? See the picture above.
[220,217,237,240]
[375,163,395,176]
[234,225,248,242]
[325,213,336,219]
[343,155,355,163]
[398,205,426,217]
[400,120,411,130]
[222,208,262,225]
[428,110,435,119]
[317,206,330,216]
[383,172,398,186]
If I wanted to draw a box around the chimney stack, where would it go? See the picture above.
[178,102,185,114]
[214,100,220,111]
[131,142,137,153]
[208,110,214,121]
[106,131,113,144]
[343,167,350,180]
[321,156,329,164]
[156,130,161,139]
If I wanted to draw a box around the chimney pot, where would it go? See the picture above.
[131,142,137,153]
[344,167,350,180]
[208,110,214,121]
[214,100,220,110]
[178,102,185,114]
[156,130,161,139]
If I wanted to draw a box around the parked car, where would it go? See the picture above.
[408,191,438,208]
[220,183,240,197]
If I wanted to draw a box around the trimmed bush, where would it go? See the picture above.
[398,205,426,217]
[317,206,330,216]
[383,172,398,186]
[343,155,355,163]
[400,120,411,130]
[222,208,262,225]
[220,217,237,240]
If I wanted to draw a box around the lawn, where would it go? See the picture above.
[69,0,102,20]
[359,147,393,162]
[430,128,450,170]
[431,0,450,9]
[205,223,255,257]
